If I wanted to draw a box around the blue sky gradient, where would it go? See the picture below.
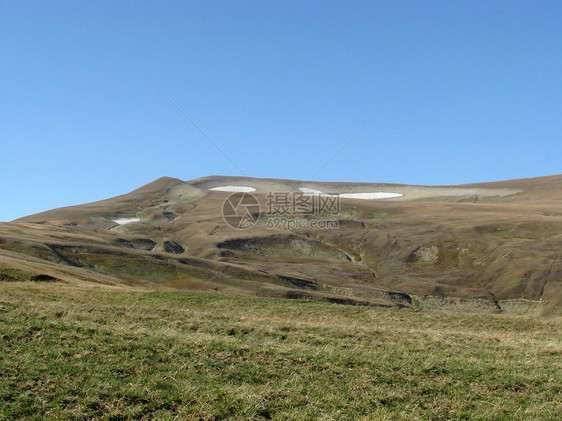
[1,1,561,221]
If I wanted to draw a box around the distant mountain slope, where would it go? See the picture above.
[2,174,561,314]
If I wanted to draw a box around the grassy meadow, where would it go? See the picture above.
[0,282,560,420]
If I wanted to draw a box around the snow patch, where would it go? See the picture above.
[209,186,256,192]
[299,187,402,200]
[112,217,141,225]
[298,187,330,196]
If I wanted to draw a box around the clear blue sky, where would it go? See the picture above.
[1,1,561,221]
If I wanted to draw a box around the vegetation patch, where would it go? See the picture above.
[0,265,32,282]
[1,283,560,420]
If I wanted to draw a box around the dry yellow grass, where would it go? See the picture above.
[1,281,561,419]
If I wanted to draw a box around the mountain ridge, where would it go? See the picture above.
[2,174,561,315]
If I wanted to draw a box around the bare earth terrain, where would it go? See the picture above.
[1,174,561,315]
[2,174,562,419]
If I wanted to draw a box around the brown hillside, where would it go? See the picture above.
[2,174,561,315]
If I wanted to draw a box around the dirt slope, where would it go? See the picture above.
[2,174,561,314]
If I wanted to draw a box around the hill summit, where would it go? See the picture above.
[1,174,561,315]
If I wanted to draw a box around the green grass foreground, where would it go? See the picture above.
[1,283,560,420]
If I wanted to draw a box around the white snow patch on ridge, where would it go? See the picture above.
[299,187,402,200]
[209,186,256,192]
[298,187,330,196]
[112,217,141,225]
